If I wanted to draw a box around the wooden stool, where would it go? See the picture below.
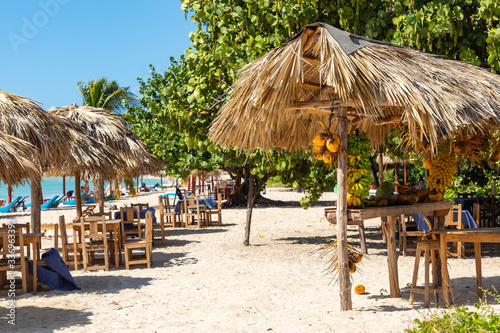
[409,239,455,307]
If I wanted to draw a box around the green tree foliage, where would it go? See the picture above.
[127,0,500,203]
[78,77,138,113]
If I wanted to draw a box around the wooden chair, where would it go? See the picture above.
[0,225,27,294]
[123,211,153,269]
[217,182,227,200]
[184,196,206,228]
[88,211,112,219]
[159,195,181,229]
[444,204,463,258]
[477,196,496,227]
[131,203,149,211]
[71,205,97,223]
[59,215,83,270]
[206,192,222,226]
[79,215,110,272]
[399,214,425,257]
[120,207,142,245]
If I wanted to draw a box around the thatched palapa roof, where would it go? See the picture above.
[0,132,39,185]
[209,23,500,151]
[49,104,163,178]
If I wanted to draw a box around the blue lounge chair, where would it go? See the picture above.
[84,196,95,204]
[40,195,59,210]
[53,195,68,208]
[61,192,85,206]
[12,196,28,212]
[0,196,22,213]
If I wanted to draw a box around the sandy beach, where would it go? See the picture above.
[1,188,500,332]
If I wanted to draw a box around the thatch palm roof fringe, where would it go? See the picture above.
[209,23,500,151]
[0,131,39,185]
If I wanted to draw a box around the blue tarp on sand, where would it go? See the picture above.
[28,248,80,291]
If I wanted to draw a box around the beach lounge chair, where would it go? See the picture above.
[53,195,68,208]
[84,196,95,204]
[0,196,23,213]
[12,196,29,212]
[61,192,85,206]
[40,195,59,209]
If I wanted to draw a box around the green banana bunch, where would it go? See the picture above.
[346,132,372,208]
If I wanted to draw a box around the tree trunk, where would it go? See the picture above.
[30,175,42,233]
[369,156,379,187]
[244,173,255,246]
[75,173,82,219]
[336,107,352,311]
[98,178,105,213]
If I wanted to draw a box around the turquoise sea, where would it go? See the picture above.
[0,177,165,204]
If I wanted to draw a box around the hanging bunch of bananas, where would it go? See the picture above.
[347,132,372,208]
[426,139,456,195]
[312,120,341,164]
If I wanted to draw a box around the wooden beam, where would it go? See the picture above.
[303,28,321,51]
[374,114,402,125]
[303,56,321,66]
[286,99,398,111]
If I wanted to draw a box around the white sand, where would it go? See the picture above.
[1,189,499,332]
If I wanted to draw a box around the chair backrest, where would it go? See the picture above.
[120,207,142,240]
[131,203,149,210]
[477,196,496,227]
[89,211,112,219]
[458,193,474,198]
[159,195,173,213]
[145,211,153,245]
[59,215,68,245]
[216,192,223,210]
[0,225,25,261]
[184,195,201,213]
[445,204,462,228]
[81,215,107,244]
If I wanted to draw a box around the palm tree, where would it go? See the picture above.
[77,77,137,113]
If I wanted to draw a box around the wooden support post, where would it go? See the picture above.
[404,161,407,185]
[75,173,82,219]
[244,173,255,246]
[30,175,42,234]
[63,176,66,196]
[336,107,352,311]
[7,184,12,204]
[379,153,387,241]
[385,215,400,297]
[98,178,105,213]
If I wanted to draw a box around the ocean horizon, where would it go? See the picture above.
[0,176,167,204]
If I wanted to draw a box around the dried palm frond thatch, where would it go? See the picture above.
[209,23,500,151]
[0,131,39,185]
[49,104,162,175]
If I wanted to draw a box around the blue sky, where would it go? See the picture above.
[0,0,196,109]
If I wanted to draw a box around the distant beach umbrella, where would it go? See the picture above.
[0,90,115,230]
[49,104,162,212]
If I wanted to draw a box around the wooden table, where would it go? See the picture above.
[325,201,452,297]
[24,233,42,294]
[436,228,500,306]
[70,220,121,269]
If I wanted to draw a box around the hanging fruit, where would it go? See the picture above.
[312,121,340,164]
[347,132,372,208]
[426,139,456,196]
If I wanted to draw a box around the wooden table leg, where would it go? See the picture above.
[32,237,38,294]
[385,215,400,297]
[359,223,367,254]
[440,234,450,306]
[474,242,482,298]
[114,225,120,269]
